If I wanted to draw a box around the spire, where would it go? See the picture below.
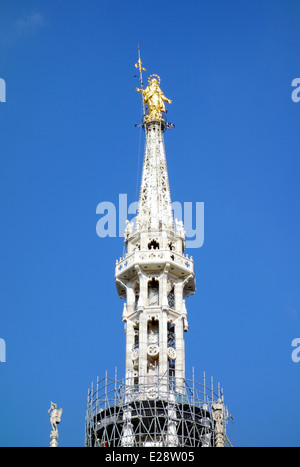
[135,65,174,233]
[115,56,195,388]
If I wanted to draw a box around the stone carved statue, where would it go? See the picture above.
[137,212,147,231]
[212,398,225,447]
[148,328,159,345]
[137,75,172,122]
[175,218,185,239]
[48,402,63,432]
[124,220,134,241]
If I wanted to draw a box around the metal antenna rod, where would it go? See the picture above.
[135,44,146,117]
[137,44,144,87]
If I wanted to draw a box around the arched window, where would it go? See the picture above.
[169,358,175,379]
[133,323,139,350]
[167,322,175,348]
[167,282,175,309]
[148,239,159,250]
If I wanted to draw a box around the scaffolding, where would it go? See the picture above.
[85,369,232,448]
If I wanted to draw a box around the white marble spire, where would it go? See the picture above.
[115,73,195,392]
[136,121,174,233]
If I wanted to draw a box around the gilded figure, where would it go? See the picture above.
[137,75,172,122]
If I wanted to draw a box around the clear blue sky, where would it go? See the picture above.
[0,0,300,447]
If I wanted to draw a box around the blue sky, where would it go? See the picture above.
[0,0,300,447]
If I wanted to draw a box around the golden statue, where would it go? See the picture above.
[137,74,172,122]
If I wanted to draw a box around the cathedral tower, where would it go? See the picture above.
[85,55,231,448]
[116,74,195,391]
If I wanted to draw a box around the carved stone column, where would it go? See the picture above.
[212,399,225,448]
